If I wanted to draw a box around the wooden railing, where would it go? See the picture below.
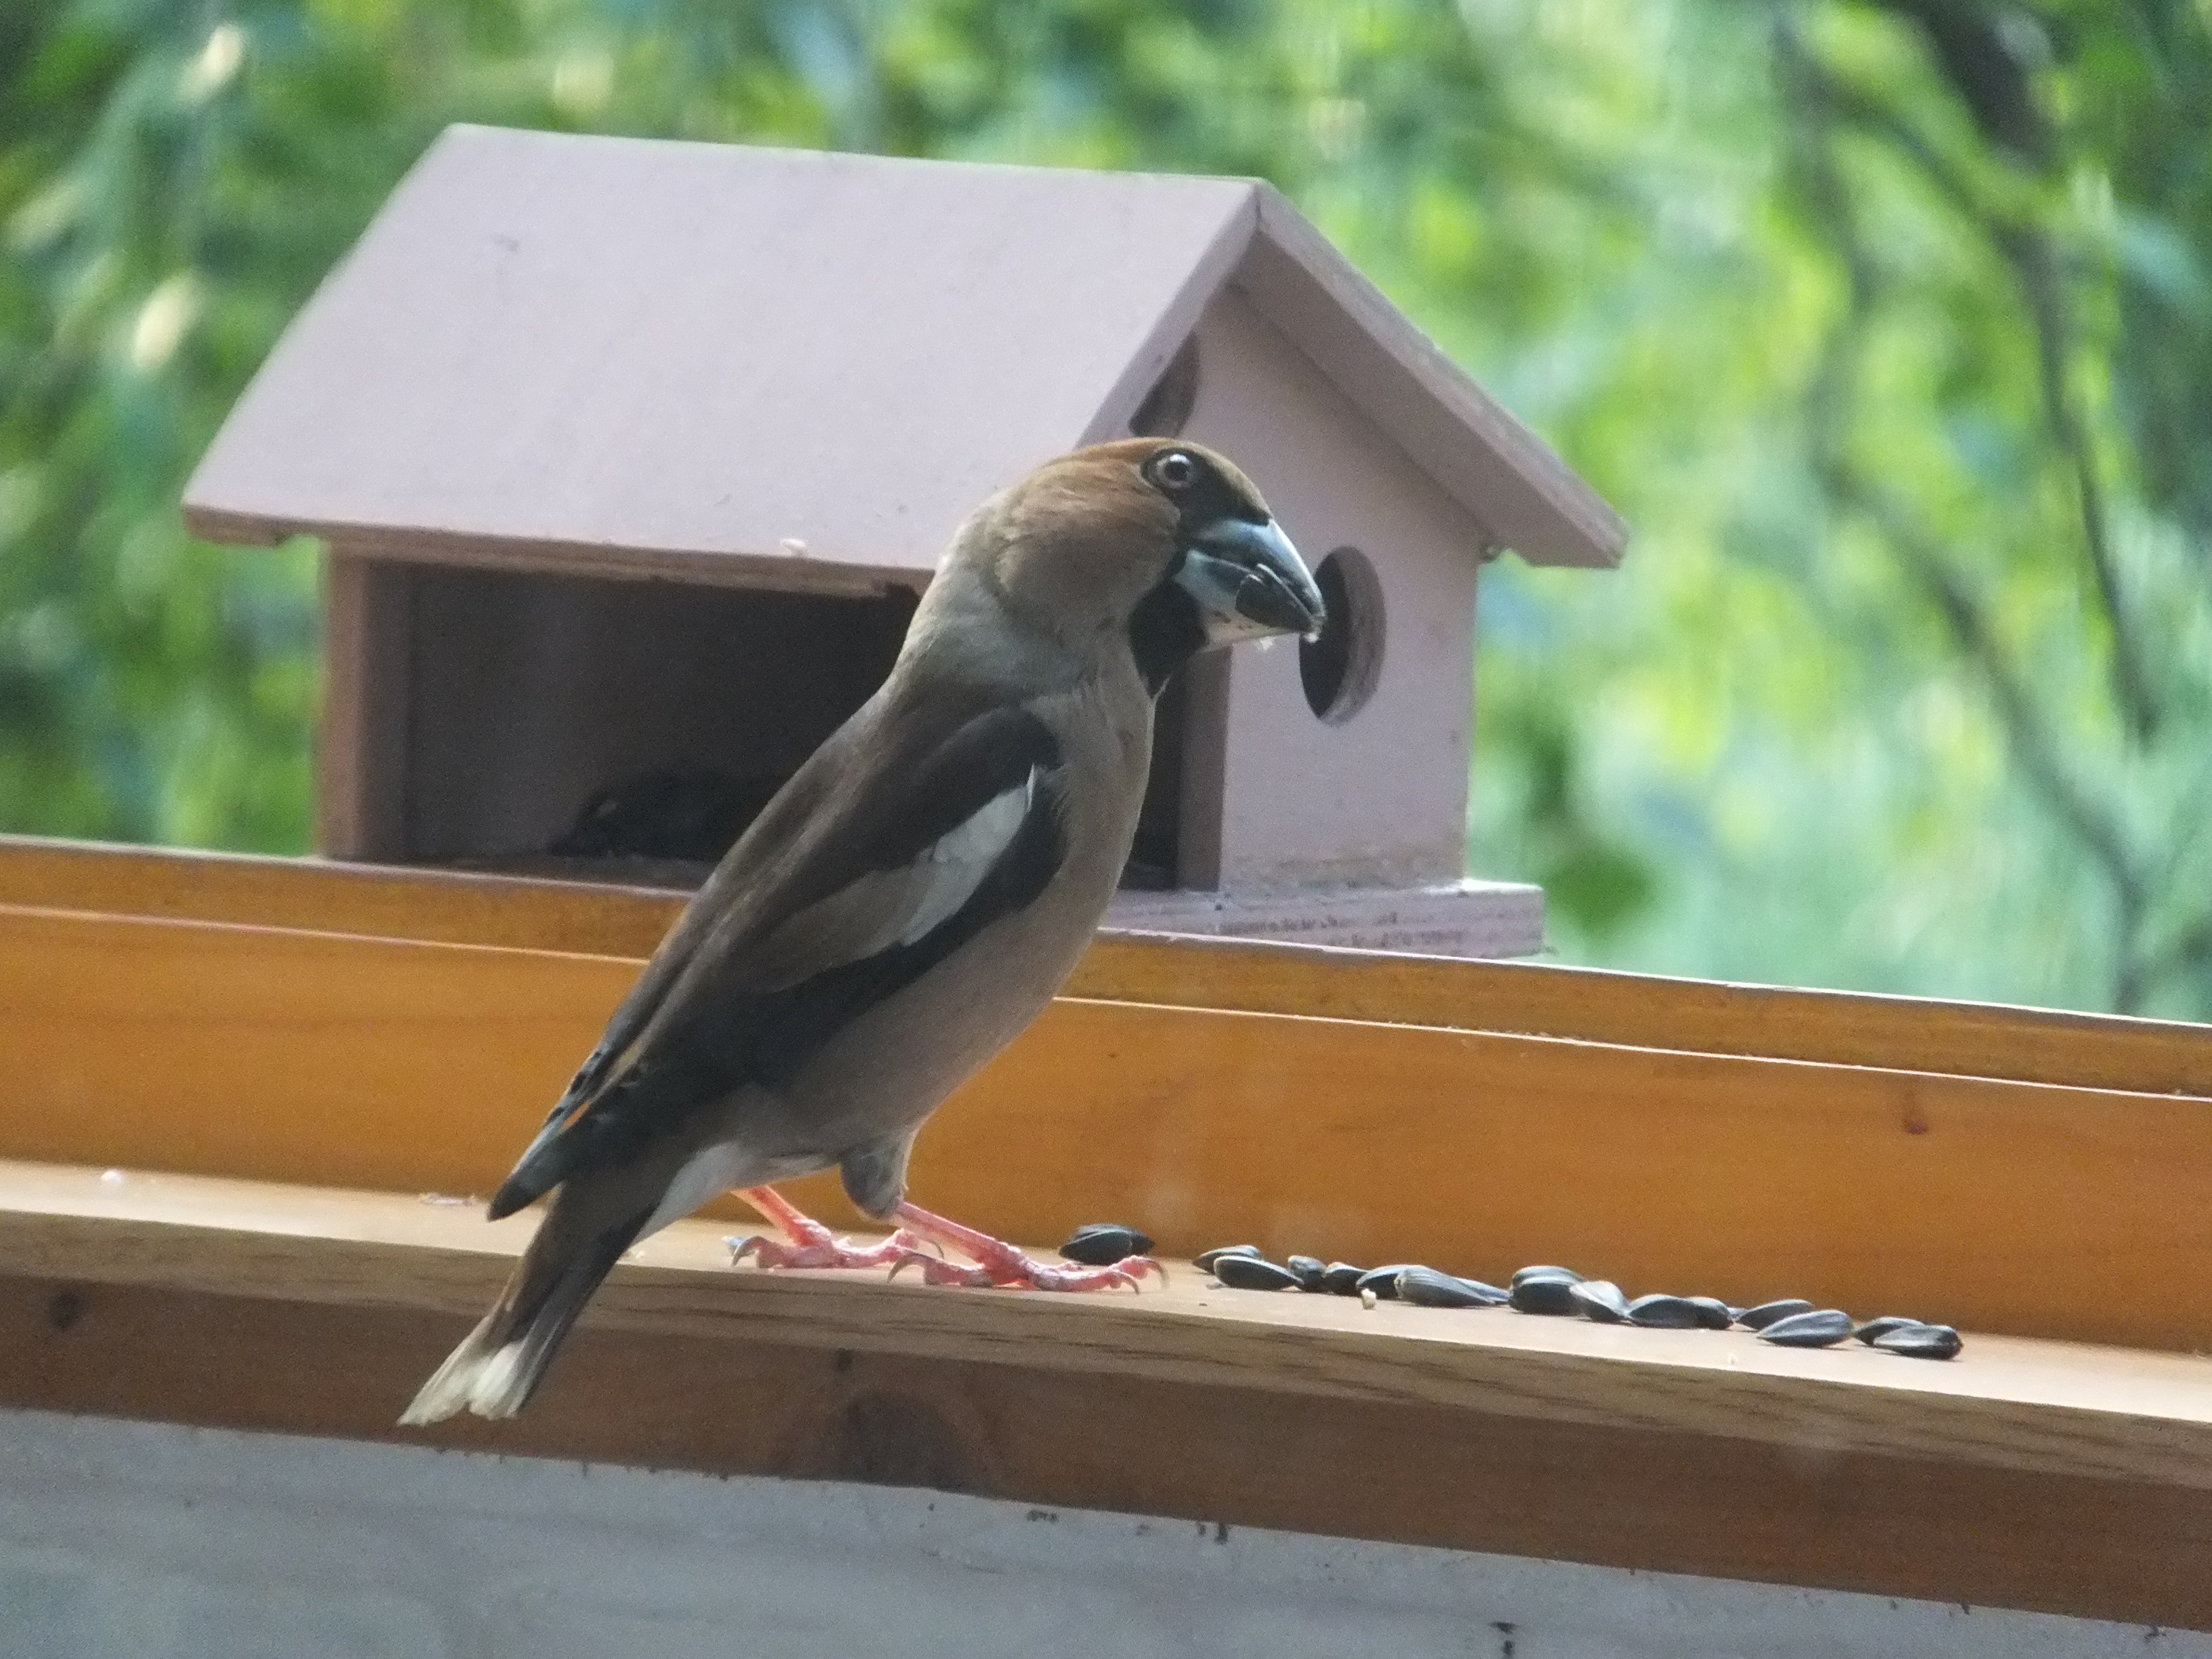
[3,834,2209,1628]
[5,834,2207,1092]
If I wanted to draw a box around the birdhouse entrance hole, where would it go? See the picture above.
[1298,548,1384,724]
[328,560,916,882]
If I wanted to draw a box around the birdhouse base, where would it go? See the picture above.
[1105,879,1543,960]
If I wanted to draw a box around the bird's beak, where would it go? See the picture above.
[1174,517,1326,644]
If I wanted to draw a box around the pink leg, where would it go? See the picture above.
[725,1186,930,1273]
[888,1201,1162,1292]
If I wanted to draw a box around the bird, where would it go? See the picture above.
[401,437,1323,1425]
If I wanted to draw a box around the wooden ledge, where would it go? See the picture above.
[7,1160,2211,1490]
[9,1158,2212,1629]
[8,834,2211,1094]
[7,897,2212,1349]
[9,842,2210,1625]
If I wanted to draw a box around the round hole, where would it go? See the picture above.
[1299,548,1385,724]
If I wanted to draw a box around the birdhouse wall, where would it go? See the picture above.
[1174,291,1483,890]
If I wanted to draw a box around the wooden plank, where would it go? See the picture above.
[197,517,914,600]
[180,128,1256,583]
[0,836,683,956]
[6,837,2211,1094]
[317,554,412,861]
[4,905,2210,1349]
[7,1161,2211,1490]
[14,1282,2207,1631]
[1087,934,2212,1098]
[5,1166,2212,1626]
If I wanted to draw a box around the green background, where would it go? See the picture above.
[5,0,2208,1017]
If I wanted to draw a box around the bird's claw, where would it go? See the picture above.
[728,1192,1161,1294]
[889,1249,1162,1292]
[723,1229,928,1274]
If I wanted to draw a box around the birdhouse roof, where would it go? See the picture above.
[184,125,1624,592]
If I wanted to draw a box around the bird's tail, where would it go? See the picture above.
[400,1191,645,1426]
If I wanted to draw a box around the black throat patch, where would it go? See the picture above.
[1127,574,1207,695]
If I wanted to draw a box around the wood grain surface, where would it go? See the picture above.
[317,554,413,861]
[5,901,2211,1349]
[6,1162,2212,1627]
[18,1276,2209,1629]
[7,1160,2209,1490]
[7,835,2211,1093]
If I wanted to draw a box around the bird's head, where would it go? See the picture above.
[953,438,1324,693]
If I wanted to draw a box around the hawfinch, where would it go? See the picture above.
[403,438,1322,1424]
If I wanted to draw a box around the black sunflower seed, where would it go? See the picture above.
[1194,1246,1263,1274]
[1284,1254,1326,1290]
[1687,1296,1734,1330]
[1568,1279,1630,1322]
[1756,1308,1855,1348]
[1853,1315,1921,1345]
[1058,1223,1153,1266]
[1509,1271,1582,1315]
[1395,1266,1509,1309]
[1734,1298,1816,1331]
[1212,1255,1303,1291]
[1319,1262,1368,1296]
[1626,1294,1706,1330]
[1356,1265,1419,1301]
[1871,1323,1963,1360]
[1512,1265,1584,1289]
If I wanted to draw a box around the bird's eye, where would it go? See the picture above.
[1154,451,1197,491]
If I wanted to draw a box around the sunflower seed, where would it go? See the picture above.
[1319,1261,1368,1296]
[1357,1265,1419,1300]
[1212,1255,1303,1291]
[1194,1245,1263,1274]
[1871,1322,1963,1360]
[1568,1279,1630,1322]
[1512,1265,1584,1288]
[1509,1271,1582,1315]
[1285,1254,1327,1290]
[1756,1308,1855,1348]
[1852,1315,1921,1345]
[1395,1266,1509,1309]
[1626,1294,1706,1329]
[1058,1223,1153,1265]
[1687,1296,1734,1330]
[1734,1298,1816,1331]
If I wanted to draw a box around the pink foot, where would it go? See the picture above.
[725,1186,931,1274]
[888,1201,1163,1292]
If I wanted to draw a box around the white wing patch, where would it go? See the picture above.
[750,766,1042,981]
[894,767,1036,947]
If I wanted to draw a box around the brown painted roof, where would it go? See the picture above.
[185,125,1624,590]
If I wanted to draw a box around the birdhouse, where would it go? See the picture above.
[184,125,1624,958]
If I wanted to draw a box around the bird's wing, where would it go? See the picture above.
[509,747,847,1153]
[486,691,1068,1218]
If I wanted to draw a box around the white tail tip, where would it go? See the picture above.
[398,1315,536,1425]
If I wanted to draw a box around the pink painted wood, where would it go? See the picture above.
[184,126,1623,587]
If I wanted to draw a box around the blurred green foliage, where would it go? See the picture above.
[2,1,2207,1015]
